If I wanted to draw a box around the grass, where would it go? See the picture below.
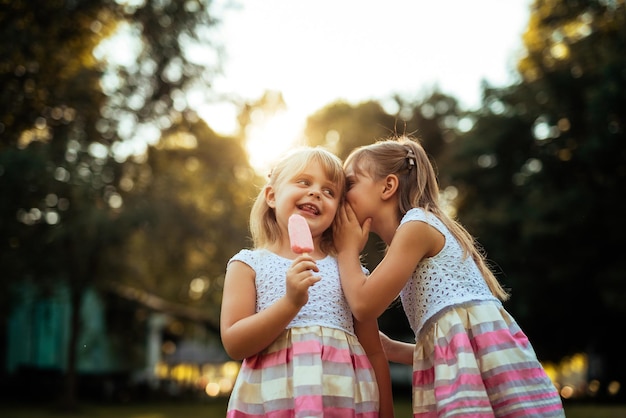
[1,397,626,417]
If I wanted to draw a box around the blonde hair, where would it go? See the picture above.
[345,135,509,301]
[249,146,346,256]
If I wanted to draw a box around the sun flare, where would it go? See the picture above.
[244,108,306,175]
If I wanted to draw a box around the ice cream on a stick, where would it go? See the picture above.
[288,214,314,255]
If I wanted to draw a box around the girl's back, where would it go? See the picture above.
[398,208,499,337]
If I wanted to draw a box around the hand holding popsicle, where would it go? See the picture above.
[287,214,319,298]
[288,214,314,254]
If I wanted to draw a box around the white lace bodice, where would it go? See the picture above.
[228,249,364,335]
[399,208,501,337]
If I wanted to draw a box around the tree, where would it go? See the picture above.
[0,0,232,409]
[104,119,259,334]
[448,0,626,390]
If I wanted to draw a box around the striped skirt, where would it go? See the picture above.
[411,301,565,417]
[226,325,380,418]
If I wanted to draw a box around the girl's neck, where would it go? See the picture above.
[372,204,402,245]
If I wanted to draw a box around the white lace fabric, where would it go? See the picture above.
[399,208,500,337]
[228,249,360,335]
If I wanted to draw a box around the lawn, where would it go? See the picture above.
[1,398,626,417]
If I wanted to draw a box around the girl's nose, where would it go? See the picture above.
[308,190,321,199]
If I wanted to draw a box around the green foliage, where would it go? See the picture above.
[304,100,396,158]
[0,0,249,408]
[0,0,108,149]
[106,121,259,329]
[448,0,626,375]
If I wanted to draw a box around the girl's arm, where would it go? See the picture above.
[379,331,414,365]
[335,204,441,321]
[354,318,395,418]
[220,256,320,360]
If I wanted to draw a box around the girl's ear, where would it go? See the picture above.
[381,174,399,201]
[265,185,276,208]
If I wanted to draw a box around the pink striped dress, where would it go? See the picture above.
[399,208,565,417]
[226,249,379,418]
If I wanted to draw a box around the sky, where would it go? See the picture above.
[202,0,533,172]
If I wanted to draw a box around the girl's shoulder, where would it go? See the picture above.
[228,248,276,268]
[229,247,254,259]
[400,208,447,235]
[400,207,436,225]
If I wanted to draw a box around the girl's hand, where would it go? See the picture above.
[378,331,395,356]
[334,203,371,254]
[285,255,320,308]
[379,331,415,365]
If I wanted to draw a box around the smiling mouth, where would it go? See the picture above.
[298,204,319,215]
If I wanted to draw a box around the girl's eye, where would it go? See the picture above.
[323,188,335,197]
[346,180,355,190]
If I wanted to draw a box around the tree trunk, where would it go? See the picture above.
[58,285,82,411]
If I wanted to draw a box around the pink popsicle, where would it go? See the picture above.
[288,214,314,254]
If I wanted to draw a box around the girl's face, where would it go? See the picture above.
[344,161,383,224]
[268,160,341,237]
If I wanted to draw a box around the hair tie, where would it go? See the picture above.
[406,149,416,171]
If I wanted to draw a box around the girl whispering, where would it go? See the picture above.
[335,136,564,417]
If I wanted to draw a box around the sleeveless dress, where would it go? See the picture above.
[399,208,565,417]
[225,249,379,418]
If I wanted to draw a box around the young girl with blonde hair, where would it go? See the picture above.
[335,136,565,417]
[221,146,394,417]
